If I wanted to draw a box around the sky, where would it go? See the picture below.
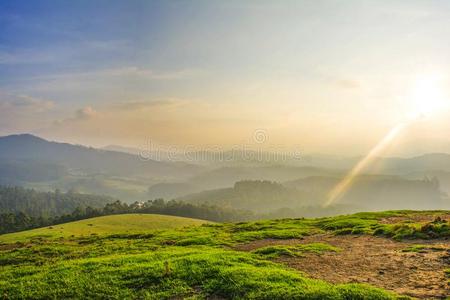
[1,0,450,156]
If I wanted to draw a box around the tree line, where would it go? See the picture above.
[0,197,254,234]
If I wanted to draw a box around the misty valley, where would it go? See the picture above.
[0,134,447,222]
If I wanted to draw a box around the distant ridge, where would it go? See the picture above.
[102,144,142,155]
[0,134,203,178]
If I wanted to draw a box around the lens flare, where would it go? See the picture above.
[324,123,407,207]
[325,74,446,207]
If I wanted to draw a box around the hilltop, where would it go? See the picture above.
[1,210,448,299]
[0,214,209,243]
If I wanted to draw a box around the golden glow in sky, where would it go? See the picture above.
[1,1,450,156]
[326,72,448,206]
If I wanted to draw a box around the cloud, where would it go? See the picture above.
[0,93,55,134]
[28,66,197,82]
[112,99,187,111]
[53,106,98,126]
[0,93,54,112]
[15,66,201,94]
[98,67,195,80]
[75,106,98,120]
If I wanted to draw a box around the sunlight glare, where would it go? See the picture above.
[409,75,445,120]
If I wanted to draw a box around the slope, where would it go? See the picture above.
[0,213,209,242]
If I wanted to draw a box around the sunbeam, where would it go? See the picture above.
[324,122,407,207]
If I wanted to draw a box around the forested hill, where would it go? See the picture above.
[179,178,447,214]
[0,187,253,234]
[0,185,114,217]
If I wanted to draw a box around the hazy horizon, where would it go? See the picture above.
[2,1,450,157]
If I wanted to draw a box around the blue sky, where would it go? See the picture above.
[1,1,450,155]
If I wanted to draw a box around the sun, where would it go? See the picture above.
[410,74,445,119]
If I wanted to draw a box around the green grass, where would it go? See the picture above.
[315,210,450,240]
[401,244,447,253]
[374,222,450,240]
[0,214,210,243]
[401,244,429,253]
[2,210,446,298]
[296,242,341,254]
[253,245,299,258]
[2,210,448,245]
[0,244,404,299]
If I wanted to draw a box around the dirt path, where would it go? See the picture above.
[236,235,450,299]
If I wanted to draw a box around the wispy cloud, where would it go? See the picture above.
[74,106,98,120]
[112,99,188,111]
[0,93,54,112]
[8,66,200,94]
[0,92,55,134]
[26,66,198,82]
[53,106,98,126]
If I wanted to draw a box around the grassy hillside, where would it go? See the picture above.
[0,214,209,243]
[1,210,448,299]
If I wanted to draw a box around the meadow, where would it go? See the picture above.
[0,214,209,243]
[0,210,448,299]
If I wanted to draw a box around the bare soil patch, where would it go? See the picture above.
[236,235,450,299]
[0,242,25,251]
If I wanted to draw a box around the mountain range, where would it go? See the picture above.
[0,134,449,213]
